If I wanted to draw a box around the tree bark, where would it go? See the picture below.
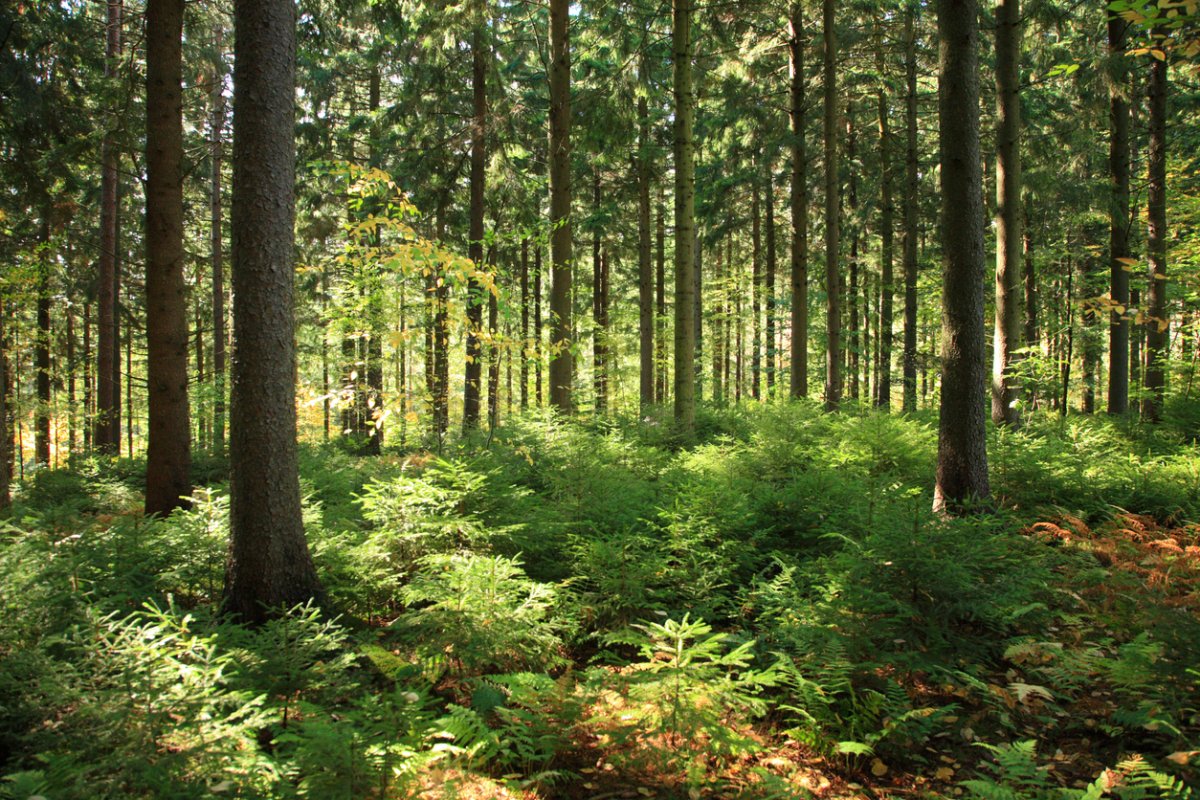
[96,0,122,454]
[752,178,762,400]
[549,0,574,413]
[822,0,840,411]
[790,3,809,399]
[1107,17,1131,415]
[0,302,10,510]
[223,0,324,623]
[656,190,668,402]
[144,0,192,515]
[35,212,51,466]
[933,0,990,513]
[877,45,895,410]
[463,22,487,431]
[211,30,227,449]
[902,4,920,413]
[765,166,777,397]
[991,0,1022,427]
[673,0,697,433]
[592,169,607,414]
[638,81,655,409]
[1142,47,1168,422]
[521,238,530,410]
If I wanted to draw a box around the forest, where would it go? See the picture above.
[1,0,1199,797]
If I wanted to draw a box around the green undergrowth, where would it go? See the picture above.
[1,403,1197,798]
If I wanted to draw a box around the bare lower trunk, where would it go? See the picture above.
[673,0,697,432]
[789,2,809,399]
[548,0,574,413]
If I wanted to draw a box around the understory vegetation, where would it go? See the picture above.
[1,403,1198,799]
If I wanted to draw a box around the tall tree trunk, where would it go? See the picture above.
[434,197,450,441]
[876,46,895,410]
[1023,212,1038,407]
[223,0,324,623]
[488,250,500,430]
[96,0,122,454]
[656,191,668,402]
[713,243,725,404]
[991,0,1022,427]
[1131,285,1142,396]
[535,244,544,407]
[847,105,860,402]
[1107,18,1132,415]
[83,302,92,451]
[521,238,530,410]
[145,0,192,515]
[194,273,205,449]
[35,213,51,466]
[463,23,487,431]
[673,0,697,433]
[364,69,385,454]
[902,4,920,413]
[211,30,227,449]
[765,167,777,397]
[549,0,574,413]
[0,303,10,510]
[752,178,762,400]
[1142,47,1168,422]
[1081,244,1099,413]
[638,82,655,409]
[933,0,990,513]
[592,169,607,414]
[789,2,809,399]
[822,0,840,411]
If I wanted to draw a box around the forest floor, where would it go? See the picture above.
[1,403,1198,799]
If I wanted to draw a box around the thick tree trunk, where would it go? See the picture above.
[673,0,697,433]
[789,3,809,399]
[822,0,840,411]
[991,0,1022,427]
[463,24,487,431]
[877,48,895,410]
[223,0,324,623]
[933,0,990,513]
[144,0,192,515]
[902,5,920,413]
[1142,49,1168,422]
[638,85,655,409]
[96,0,122,454]
[549,0,574,413]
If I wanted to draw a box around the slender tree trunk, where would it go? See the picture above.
[765,167,777,397]
[0,303,10,510]
[790,2,809,399]
[877,48,895,410]
[549,0,574,413]
[655,192,668,404]
[1023,213,1038,407]
[902,4,920,413]
[194,274,205,449]
[83,302,92,451]
[488,250,500,430]
[463,23,487,431]
[991,0,1022,427]
[933,0,990,513]
[1081,245,1099,413]
[847,106,860,402]
[35,213,51,466]
[638,82,655,409]
[752,179,762,400]
[535,244,544,407]
[1131,285,1142,396]
[822,0,840,410]
[1142,47,1168,422]
[223,0,324,623]
[434,197,450,440]
[211,30,227,449]
[1107,18,1131,414]
[521,238,530,410]
[96,0,122,454]
[673,0,697,432]
[592,169,607,414]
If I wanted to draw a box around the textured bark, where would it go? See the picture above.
[638,83,655,409]
[902,4,920,413]
[211,32,227,448]
[487,248,500,430]
[765,168,777,396]
[364,69,384,453]
[548,0,574,413]
[933,0,990,513]
[144,0,192,516]
[991,0,1022,427]
[876,45,895,410]
[83,302,92,451]
[822,0,840,411]
[848,106,860,402]
[96,0,122,454]
[673,0,697,432]
[789,3,809,399]
[223,0,324,623]
[1107,17,1131,415]
[1081,243,1100,414]
[1142,50,1168,422]
[463,23,487,431]
[534,244,544,406]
